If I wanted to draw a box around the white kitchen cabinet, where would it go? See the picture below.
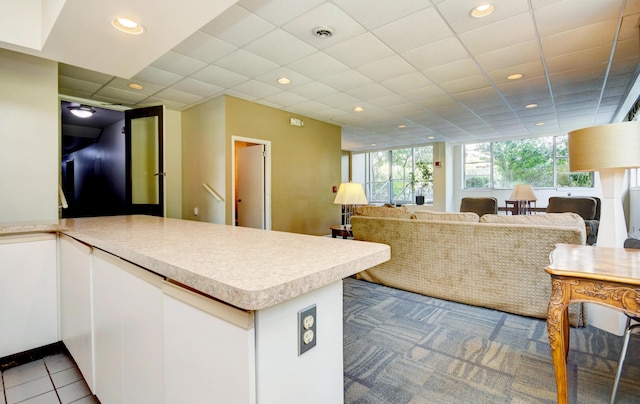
[58,234,94,392]
[0,233,58,358]
[163,283,256,404]
[92,249,164,404]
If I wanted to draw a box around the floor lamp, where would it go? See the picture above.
[569,121,640,336]
[334,182,368,226]
[568,121,640,248]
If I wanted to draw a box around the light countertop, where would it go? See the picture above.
[59,215,390,310]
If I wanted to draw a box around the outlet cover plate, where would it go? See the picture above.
[298,304,316,355]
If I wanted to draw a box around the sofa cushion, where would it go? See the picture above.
[480,212,585,231]
[411,211,479,222]
[354,205,411,218]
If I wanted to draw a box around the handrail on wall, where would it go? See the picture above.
[203,183,224,203]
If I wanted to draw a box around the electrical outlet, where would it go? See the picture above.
[298,304,316,355]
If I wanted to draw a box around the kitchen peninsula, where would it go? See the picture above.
[2,216,390,404]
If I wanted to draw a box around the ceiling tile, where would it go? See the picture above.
[58,76,104,95]
[318,69,373,91]
[201,5,275,47]
[216,49,280,77]
[381,72,433,93]
[58,63,114,85]
[458,13,535,55]
[244,28,317,65]
[94,87,149,104]
[132,66,183,87]
[171,78,224,98]
[324,32,394,68]
[424,58,482,83]
[151,51,208,77]
[150,88,204,105]
[288,81,339,99]
[106,78,165,97]
[261,91,310,107]
[332,0,429,30]
[356,55,415,83]
[191,65,249,88]
[534,0,624,37]
[286,52,349,80]
[436,0,530,34]
[238,0,325,26]
[346,83,394,100]
[540,20,617,59]
[316,92,361,107]
[475,41,540,73]
[171,31,237,64]
[372,7,452,53]
[253,67,313,89]
[401,36,468,71]
[231,79,282,99]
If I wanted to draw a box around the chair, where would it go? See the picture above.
[611,237,640,403]
[546,196,600,245]
[460,197,498,217]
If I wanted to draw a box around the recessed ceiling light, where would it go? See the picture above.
[128,83,143,90]
[535,122,545,126]
[371,143,377,146]
[470,4,495,18]
[68,105,96,118]
[354,106,364,112]
[112,17,145,35]
[427,136,435,140]
[507,73,524,80]
[525,103,538,109]
[398,124,406,129]
[277,77,291,85]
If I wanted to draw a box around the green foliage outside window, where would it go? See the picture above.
[365,146,433,204]
[464,135,593,189]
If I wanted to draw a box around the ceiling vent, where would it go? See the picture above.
[312,25,335,38]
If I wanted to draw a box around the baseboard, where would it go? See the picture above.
[0,341,68,371]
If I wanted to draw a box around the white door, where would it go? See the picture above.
[237,144,265,229]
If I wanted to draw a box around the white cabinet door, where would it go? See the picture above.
[92,249,164,404]
[59,235,94,392]
[0,233,57,358]
[163,282,256,404]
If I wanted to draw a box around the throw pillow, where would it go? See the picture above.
[480,212,585,230]
[410,211,480,222]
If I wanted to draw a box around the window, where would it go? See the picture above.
[362,146,433,204]
[464,136,593,189]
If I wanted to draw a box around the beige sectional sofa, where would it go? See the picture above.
[350,207,587,326]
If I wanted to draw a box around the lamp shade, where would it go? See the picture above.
[333,182,368,205]
[509,184,536,201]
[568,121,640,171]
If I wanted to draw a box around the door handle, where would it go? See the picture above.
[237,199,242,203]
[154,172,166,176]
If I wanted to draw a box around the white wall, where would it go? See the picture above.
[0,49,58,224]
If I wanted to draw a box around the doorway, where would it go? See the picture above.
[232,136,271,230]
[60,101,164,218]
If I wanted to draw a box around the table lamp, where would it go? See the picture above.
[333,182,368,226]
[509,184,537,215]
[569,121,640,247]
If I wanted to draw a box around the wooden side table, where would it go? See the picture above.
[545,244,640,404]
[330,225,352,239]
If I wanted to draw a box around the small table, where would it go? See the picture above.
[546,243,640,404]
[505,199,536,215]
[330,225,352,239]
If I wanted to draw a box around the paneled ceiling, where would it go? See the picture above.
[2,0,639,152]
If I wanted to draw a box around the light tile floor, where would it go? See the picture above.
[1,353,97,404]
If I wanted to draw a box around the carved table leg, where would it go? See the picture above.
[547,277,571,404]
